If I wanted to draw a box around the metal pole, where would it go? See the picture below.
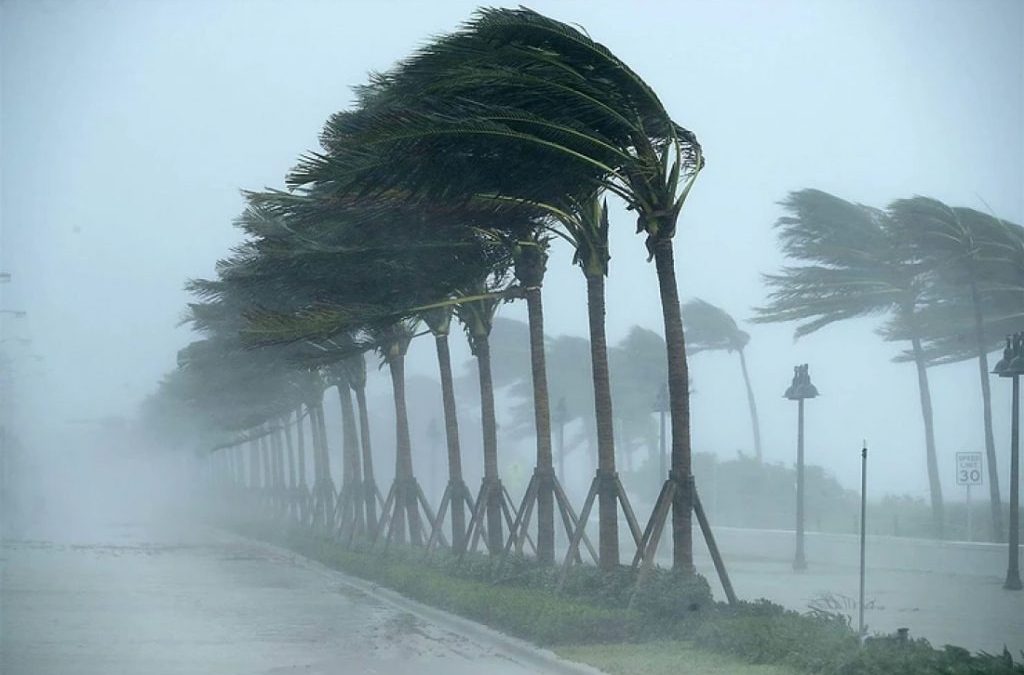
[1005,375,1022,590]
[794,398,806,570]
[858,442,868,640]
[966,483,972,543]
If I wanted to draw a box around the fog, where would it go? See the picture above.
[2,1,1023,673]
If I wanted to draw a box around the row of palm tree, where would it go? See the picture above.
[756,189,1024,540]
[149,7,712,573]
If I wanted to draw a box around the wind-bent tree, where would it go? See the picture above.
[683,298,763,463]
[755,189,946,538]
[454,279,516,556]
[548,194,643,570]
[292,8,708,569]
[886,198,1022,540]
[421,306,472,553]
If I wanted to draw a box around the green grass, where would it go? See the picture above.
[557,641,798,675]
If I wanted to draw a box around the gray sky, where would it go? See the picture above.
[2,0,1022,497]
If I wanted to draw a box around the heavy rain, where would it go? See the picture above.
[1,1,1022,674]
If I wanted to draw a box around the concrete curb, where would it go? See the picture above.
[228,531,605,675]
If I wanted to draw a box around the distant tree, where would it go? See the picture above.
[683,298,763,462]
[755,189,946,538]
[885,198,1024,540]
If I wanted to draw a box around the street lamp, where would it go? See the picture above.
[992,334,1023,591]
[785,363,818,571]
[653,383,669,479]
[553,396,567,486]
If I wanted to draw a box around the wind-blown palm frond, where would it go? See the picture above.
[754,189,922,337]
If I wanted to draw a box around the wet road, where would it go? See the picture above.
[687,527,1024,655]
[0,521,580,675]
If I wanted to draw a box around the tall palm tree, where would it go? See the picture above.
[887,198,1017,540]
[683,298,763,463]
[328,363,364,539]
[454,280,511,556]
[339,352,380,533]
[421,305,472,553]
[292,8,707,569]
[549,194,644,570]
[755,189,945,537]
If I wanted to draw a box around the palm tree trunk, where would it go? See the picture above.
[435,333,467,553]
[586,273,619,569]
[354,385,378,532]
[524,287,555,564]
[338,383,364,532]
[910,333,945,538]
[249,440,260,491]
[284,413,297,491]
[969,279,1004,541]
[295,405,307,488]
[474,333,504,554]
[652,239,694,571]
[314,398,335,525]
[737,348,763,463]
[388,354,421,545]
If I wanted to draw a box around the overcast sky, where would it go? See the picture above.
[2,0,1022,497]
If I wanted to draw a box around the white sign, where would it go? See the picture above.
[956,452,983,486]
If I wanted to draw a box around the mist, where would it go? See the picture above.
[2,1,1023,674]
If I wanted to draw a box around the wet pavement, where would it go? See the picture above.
[688,528,1024,656]
[0,521,579,675]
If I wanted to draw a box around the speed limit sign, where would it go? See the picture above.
[956,452,984,486]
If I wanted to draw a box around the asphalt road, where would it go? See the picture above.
[688,527,1024,656]
[0,520,586,675]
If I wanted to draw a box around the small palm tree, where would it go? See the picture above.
[683,298,763,463]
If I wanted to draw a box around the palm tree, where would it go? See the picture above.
[328,363,364,539]
[454,280,514,556]
[421,305,472,553]
[339,352,380,533]
[292,7,707,570]
[549,195,645,570]
[683,298,763,462]
[755,189,945,537]
[886,198,1021,540]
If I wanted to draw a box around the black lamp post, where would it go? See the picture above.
[553,397,567,486]
[653,383,669,480]
[992,334,1023,591]
[785,364,818,571]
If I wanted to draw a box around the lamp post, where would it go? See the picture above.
[785,364,818,571]
[552,396,567,486]
[992,334,1023,591]
[653,383,669,480]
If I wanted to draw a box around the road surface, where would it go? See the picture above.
[689,527,1024,656]
[0,519,586,675]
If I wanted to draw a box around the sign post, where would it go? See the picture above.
[956,452,983,542]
